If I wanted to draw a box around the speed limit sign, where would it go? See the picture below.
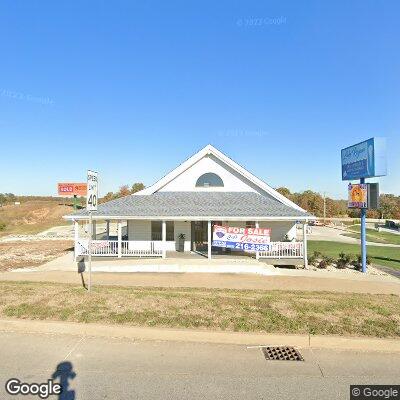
[86,170,98,211]
[86,169,98,293]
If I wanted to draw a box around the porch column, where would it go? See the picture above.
[207,220,212,260]
[303,221,308,269]
[162,220,166,259]
[106,220,110,240]
[117,220,122,258]
[255,221,260,260]
[74,220,79,261]
[91,220,97,239]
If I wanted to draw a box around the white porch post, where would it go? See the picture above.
[255,221,260,260]
[207,220,212,260]
[117,220,122,258]
[106,220,110,240]
[74,220,79,261]
[162,220,166,259]
[303,221,308,269]
[91,220,97,239]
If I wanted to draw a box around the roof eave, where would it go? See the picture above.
[64,214,314,221]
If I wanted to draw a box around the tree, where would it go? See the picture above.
[293,190,324,217]
[118,185,131,197]
[276,187,292,199]
[379,194,399,219]
[101,192,115,203]
[131,182,145,194]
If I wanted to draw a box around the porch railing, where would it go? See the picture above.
[76,240,162,257]
[75,240,304,259]
[258,242,303,258]
[121,241,162,257]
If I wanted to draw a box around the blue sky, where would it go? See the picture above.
[0,0,399,199]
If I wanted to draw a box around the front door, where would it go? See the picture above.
[191,221,207,252]
[191,221,224,254]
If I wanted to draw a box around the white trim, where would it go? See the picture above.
[255,221,259,260]
[303,222,308,269]
[117,220,122,258]
[162,220,166,259]
[64,215,313,221]
[134,144,305,212]
[207,220,212,260]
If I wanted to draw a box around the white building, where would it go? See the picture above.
[65,145,313,265]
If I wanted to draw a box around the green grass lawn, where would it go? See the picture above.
[342,225,400,245]
[309,241,400,270]
[0,281,399,338]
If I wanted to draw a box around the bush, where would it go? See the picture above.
[336,252,353,269]
[308,251,323,267]
[0,222,6,231]
[318,259,328,268]
[318,255,334,269]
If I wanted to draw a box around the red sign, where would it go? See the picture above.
[224,226,271,236]
[58,183,87,197]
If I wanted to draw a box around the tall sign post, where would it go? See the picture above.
[341,138,387,273]
[86,170,98,293]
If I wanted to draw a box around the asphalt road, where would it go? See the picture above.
[1,331,399,400]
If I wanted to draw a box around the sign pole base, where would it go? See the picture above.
[360,178,367,273]
[88,211,92,292]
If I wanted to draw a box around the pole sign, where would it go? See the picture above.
[341,137,387,274]
[212,225,271,252]
[86,170,98,211]
[341,137,387,181]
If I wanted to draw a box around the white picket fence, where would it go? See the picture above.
[258,242,303,259]
[76,240,162,257]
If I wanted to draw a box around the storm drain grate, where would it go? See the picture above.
[261,346,304,361]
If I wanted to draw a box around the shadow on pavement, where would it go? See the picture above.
[51,361,77,400]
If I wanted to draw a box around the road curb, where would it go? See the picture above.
[0,319,399,352]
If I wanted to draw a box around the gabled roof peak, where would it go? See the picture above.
[135,144,305,213]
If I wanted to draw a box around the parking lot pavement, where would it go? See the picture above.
[1,331,399,400]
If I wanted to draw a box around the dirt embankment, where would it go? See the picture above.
[0,200,73,236]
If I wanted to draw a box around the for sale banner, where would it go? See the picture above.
[212,225,271,252]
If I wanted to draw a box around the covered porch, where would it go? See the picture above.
[72,218,309,267]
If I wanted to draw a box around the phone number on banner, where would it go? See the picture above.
[212,241,271,252]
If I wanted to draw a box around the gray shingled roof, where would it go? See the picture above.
[69,192,311,219]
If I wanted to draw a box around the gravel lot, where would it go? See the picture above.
[0,240,73,271]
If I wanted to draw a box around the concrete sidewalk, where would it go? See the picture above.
[1,269,400,294]
[1,250,399,294]
[1,318,400,352]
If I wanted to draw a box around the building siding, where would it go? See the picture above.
[174,221,191,251]
[158,154,273,197]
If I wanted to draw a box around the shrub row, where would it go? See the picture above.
[308,251,371,271]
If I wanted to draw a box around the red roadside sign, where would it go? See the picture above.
[57,183,87,197]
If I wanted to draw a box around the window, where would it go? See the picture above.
[151,221,174,241]
[245,221,255,228]
[195,173,224,187]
